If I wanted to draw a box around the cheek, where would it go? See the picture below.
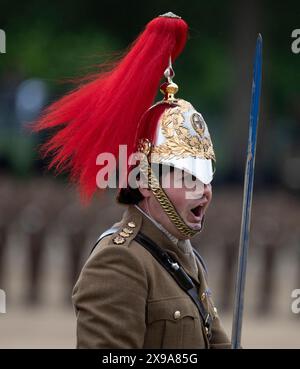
[207,188,213,203]
[164,187,190,211]
[150,196,162,212]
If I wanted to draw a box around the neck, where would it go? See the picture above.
[134,204,195,255]
[135,202,186,243]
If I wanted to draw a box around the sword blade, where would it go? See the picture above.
[231,34,263,349]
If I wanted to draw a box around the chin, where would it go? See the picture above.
[185,213,204,231]
[187,222,202,231]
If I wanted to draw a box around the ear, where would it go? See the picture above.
[138,185,152,198]
[136,170,152,198]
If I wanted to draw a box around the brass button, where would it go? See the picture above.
[205,327,209,334]
[119,231,130,238]
[113,236,125,245]
[213,307,218,314]
[123,227,133,234]
[201,292,206,301]
[173,310,181,320]
[127,221,136,228]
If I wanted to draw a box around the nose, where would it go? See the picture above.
[203,183,212,200]
[185,181,211,200]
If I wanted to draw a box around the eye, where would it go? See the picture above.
[184,174,196,182]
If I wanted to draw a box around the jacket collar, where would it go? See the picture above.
[121,205,201,285]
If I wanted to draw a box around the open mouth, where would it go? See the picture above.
[190,205,203,218]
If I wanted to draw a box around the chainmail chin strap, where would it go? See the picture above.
[139,157,199,238]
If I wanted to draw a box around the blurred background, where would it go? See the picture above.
[0,0,299,348]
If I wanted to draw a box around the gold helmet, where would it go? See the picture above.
[136,60,216,237]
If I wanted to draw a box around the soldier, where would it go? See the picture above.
[32,12,231,348]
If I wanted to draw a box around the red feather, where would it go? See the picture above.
[30,15,188,202]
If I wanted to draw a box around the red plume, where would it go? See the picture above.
[30,15,188,202]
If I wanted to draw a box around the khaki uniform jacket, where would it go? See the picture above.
[72,205,231,349]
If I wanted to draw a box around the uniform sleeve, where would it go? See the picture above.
[72,244,148,348]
